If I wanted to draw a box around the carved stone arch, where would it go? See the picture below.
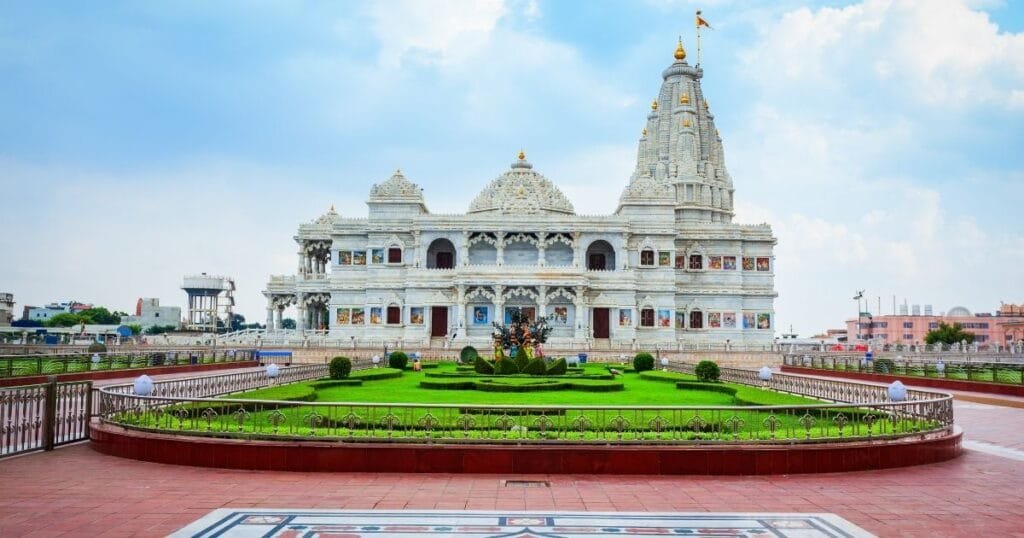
[505,232,539,246]
[638,237,657,252]
[685,241,706,258]
[546,287,576,302]
[637,295,655,310]
[468,232,497,247]
[385,234,405,249]
[543,233,574,248]
[503,286,538,301]
[465,286,496,302]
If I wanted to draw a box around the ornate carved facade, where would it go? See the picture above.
[263,41,777,347]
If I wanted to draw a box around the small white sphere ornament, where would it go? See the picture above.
[759,366,773,381]
[266,363,280,379]
[372,355,381,367]
[133,375,154,396]
[91,353,101,364]
[888,380,907,402]
[660,358,669,367]
[936,361,945,374]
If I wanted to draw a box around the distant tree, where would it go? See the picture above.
[925,322,975,345]
[281,318,296,330]
[144,324,178,335]
[230,314,246,332]
[76,307,120,325]
[127,323,143,335]
[46,313,82,327]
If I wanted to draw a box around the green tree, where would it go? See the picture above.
[281,318,296,330]
[127,323,143,335]
[925,322,975,345]
[230,314,246,331]
[46,313,82,327]
[76,307,120,324]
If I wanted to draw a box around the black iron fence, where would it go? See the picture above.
[783,354,1024,385]
[0,379,92,458]
[0,349,256,379]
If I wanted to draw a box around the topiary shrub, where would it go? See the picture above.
[873,358,894,375]
[87,342,107,353]
[474,355,494,374]
[546,357,567,375]
[523,358,547,375]
[495,358,520,375]
[513,346,530,372]
[694,360,721,382]
[633,352,655,372]
[388,351,409,370]
[459,345,478,363]
[329,356,352,379]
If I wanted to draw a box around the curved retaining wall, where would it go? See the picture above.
[90,422,962,475]
[0,361,258,388]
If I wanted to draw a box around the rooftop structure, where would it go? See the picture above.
[0,292,13,326]
[182,274,235,333]
[847,302,1024,346]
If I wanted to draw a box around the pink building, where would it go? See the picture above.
[845,303,1024,346]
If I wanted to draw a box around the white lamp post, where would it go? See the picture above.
[759,366,772,387]
[266,363,280,383]
[660,357,669,371]
[372,355,381,368]
[935,360,945,375]
[133,375,154,396]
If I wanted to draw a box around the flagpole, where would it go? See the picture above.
[696,12,702,66]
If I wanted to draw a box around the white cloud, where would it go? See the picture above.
[370,0,507,67]
[743,0,1024,109]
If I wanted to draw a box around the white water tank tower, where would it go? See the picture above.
[182,274,235,332]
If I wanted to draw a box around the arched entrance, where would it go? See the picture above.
[586,240,616,270]
[426,238,456,269]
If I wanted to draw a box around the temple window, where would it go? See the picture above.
[688,254,703,270]
[387,247,402,264]
[386,305,401,324]
[640,308,655,327]
[689,311,704,329]
[640,249,655,266]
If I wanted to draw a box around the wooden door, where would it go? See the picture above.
[436,252,453,269]
[588,253,605,270]
[431,306,448,337]
[593,307,610,339]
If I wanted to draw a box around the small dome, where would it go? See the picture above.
[312,205,340,225]
[947,306,972,317]
[468,154,575,215]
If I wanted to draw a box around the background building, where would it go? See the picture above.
[0,293,13,326]
[846,302,1024,346]
[120,298,182,330]
[24,301,93,322]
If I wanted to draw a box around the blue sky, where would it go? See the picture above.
[2,0,1022,334]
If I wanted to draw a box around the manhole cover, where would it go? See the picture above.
[503,480,550,488]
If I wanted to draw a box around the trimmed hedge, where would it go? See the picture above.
[674,381,737,396]
[87,342,107,353]
[310,378,364,389]
[513,347,530,372]
[873,358,895,374]
[459,345,478,363]
[388,351,409,370]
[522,358,547,375]
[546,358,567,375]
[350,368,403,381]
[419,379,478,390]
[474,356,494,374]
[495,358,520,375]
[418,378,624,392]
[695,360,721,382]
[639,370,695,383]
[633,352,655,372]
[329,356,352,379]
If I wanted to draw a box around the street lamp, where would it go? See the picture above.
[853,290,864,347]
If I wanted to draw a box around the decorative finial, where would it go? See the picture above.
[518,149,526,160]
[395,168,402,175]
[704,100,709,109]
[642,127,647,136]
[682,118,691,128]
[674,37,686,61]
[330,204,335,211]
[651,99,658,110]
[680,93,690,105]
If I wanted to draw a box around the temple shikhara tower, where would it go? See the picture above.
[263,40,777,348]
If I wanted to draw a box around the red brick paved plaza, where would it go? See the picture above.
[2,382,1023,536]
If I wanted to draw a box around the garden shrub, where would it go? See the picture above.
[388,351,409,370]
[419,379,478,390]
[633,352,655,372]
[459,345,478,363]
[329,356,352,379]
[474,356,494,374]
[546,357,567,375]
[694,360,721,382]
[495,358,520,375]
[873,358,894,374]
[674,381,737,396]
[522,358,547,375]
[87,342,107,353]
[513,347,530,372]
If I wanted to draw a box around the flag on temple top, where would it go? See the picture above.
[696,11,713,29]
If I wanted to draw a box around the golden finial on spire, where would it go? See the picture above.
[651,99,658,110]
[682,118,691,128]
[517,149,526,160]
[642,127,647,136]
[330,204,335,211]
[674,37,686,61]
[680,93,690,105]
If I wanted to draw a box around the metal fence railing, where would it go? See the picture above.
[94,362,954,446]
[783,354,1024,385]
[1,380,92,458]
[0,349,257,379]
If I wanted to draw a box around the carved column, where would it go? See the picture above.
[276,305,285,330]
[412,231,422,267]
[537,232,547,267]
[493,284,505,326]
[571,231,582,268]
[265,300,274,330]
[495,231,506,267]
[537,285,548,320]
[296,303,307,331]
[460,230,470,267]
[573,285,587,341]
[455,285,467,339]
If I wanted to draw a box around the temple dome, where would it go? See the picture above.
[468,153,575,215]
